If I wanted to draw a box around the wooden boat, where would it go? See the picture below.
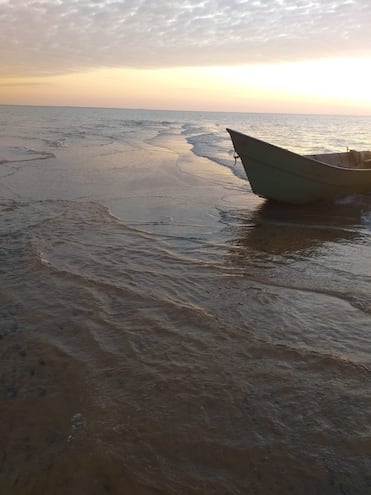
[227,128,371,204]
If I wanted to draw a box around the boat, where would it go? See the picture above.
[227,128,371,204]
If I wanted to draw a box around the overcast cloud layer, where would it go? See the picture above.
[1,0,371,77]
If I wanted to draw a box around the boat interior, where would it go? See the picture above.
[306,150,371,169]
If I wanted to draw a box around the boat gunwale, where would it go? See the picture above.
[226,128,371,173]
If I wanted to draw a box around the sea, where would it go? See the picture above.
[1,105,371,494]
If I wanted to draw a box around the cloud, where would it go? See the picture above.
[1,0,371,77]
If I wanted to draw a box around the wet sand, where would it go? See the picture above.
[2,107,371,494]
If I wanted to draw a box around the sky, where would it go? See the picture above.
[1,0,371,114]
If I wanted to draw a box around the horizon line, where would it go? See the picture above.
[1,102,371,118]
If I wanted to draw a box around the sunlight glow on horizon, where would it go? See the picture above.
[1,57,371,116]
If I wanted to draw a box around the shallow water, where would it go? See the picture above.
[1,105,371,494]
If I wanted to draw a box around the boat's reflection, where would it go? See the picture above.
[228,196,371,257]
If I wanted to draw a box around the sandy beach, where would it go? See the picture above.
[2,106,371,494]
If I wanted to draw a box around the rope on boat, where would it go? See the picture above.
[233,153,240,165]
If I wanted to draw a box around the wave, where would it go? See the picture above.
[0,146,55,164]
[184,127,248,182]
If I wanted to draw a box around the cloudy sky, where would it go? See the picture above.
[1,0,371,113]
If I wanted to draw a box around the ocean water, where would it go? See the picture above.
[1,105,371,494]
